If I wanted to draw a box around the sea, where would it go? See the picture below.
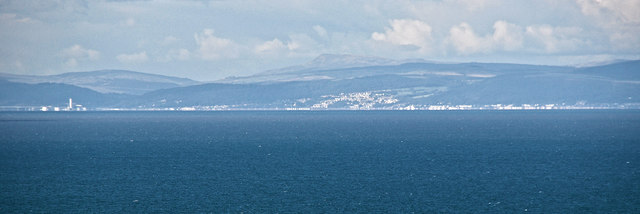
[0,110,639,213]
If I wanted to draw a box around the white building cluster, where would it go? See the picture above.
[311,92,398,109]
[39,98,86,111]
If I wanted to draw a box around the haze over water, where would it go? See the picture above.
[1,111,638,212]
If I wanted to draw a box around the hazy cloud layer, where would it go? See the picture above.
[117,51,148,64]
[372,19,433,52]
[194,29,240,60]
[60,45,100,67]
[0,0,638,80]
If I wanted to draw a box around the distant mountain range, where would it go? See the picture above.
[218,54,431,84]
[1,54,639,110]
[0,70,199,95]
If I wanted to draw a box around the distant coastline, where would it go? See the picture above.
[2,57,638,110]
[2,103,639,112]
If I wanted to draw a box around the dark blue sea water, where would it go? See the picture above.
[1,111,639,213]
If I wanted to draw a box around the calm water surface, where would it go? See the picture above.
[1,111,639,212]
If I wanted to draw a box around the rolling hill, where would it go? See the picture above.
[0,55,638,110]
[0,70,200,95]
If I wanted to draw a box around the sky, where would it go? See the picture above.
[0,0,639,81]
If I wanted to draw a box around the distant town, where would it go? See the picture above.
[0,97,638,112]
[2,59,637,113]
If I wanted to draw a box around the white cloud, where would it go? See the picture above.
[525,25,587,53]
[2,0,638,79]
[164,48,191,61]
[254,38,287,54]
[525,25,556,52]
[444,21,589,55]
[286,33,323,56]
[575,0,640,51]
[287,34,318,51]
[449,0,491,12]
[576,0,640,24]
[60,45,100,67]
[609,31,640,50]
[492,20,523,51]
[371,19,433,52]
[254,34,322,57]
[61,44,100,60]
[0,13,34,24]
[194,29,239,60]
[117,51,149,64]
[313,25,328,38]
[287,40,301,50]
[447,22,491,54]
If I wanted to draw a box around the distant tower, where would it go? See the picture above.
[68,98,73,110]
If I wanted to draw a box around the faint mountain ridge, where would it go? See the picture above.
[1,56,638,109]
[303,54,397,69]
[218,54,430,84]
[0,79,129,107]
[573,60,640,81]
[137,59,639,109]
[0,70,200,95]
[572,59,635,68]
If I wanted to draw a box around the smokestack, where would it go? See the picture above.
[69,98,72,110]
